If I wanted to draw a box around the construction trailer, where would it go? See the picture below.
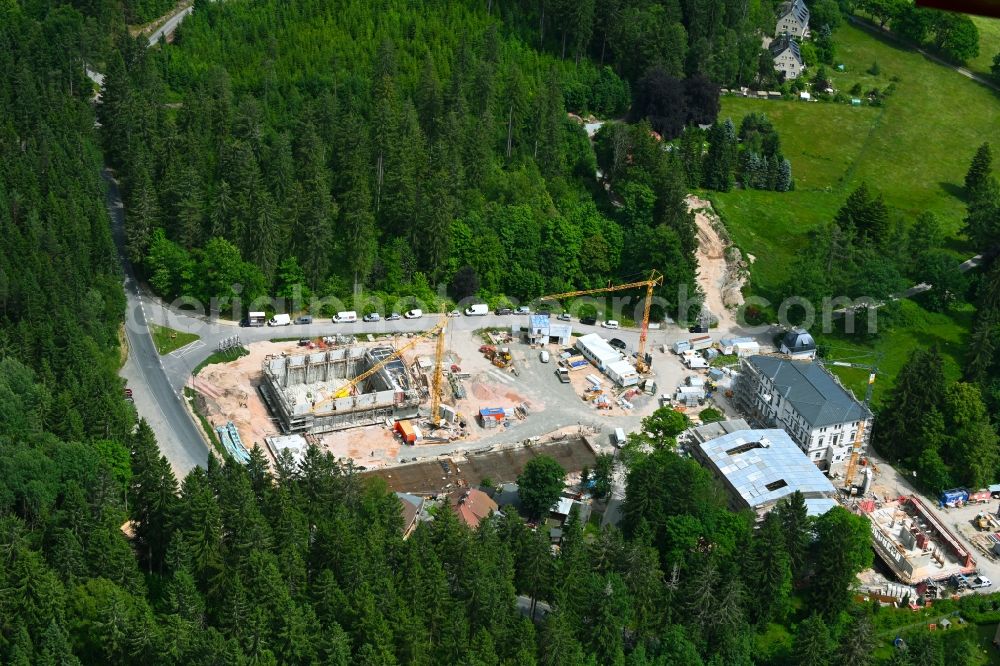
[260,344,422,434]
[576,333,621,371]
[479,407,505,428]
[247,311,266,327]
[606,360,639,387]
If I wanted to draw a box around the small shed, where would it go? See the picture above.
[939,618,951,630]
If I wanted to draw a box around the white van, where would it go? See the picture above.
[465,303,489,316]
[612,428,627,447]
[404,309,423,319]
[601,320,620,329]
[539,350,550,363]
[334,311,357,323]
[268,313,291,326]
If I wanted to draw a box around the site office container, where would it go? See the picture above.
[688,335,713,350]
[395,419,417,444]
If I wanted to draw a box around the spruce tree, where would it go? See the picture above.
[965,142,992,199]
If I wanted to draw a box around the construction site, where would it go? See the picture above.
[259,344,423,434]
[859,495,977,585]
[187,270,718,471]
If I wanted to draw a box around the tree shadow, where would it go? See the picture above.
[939,181,966,202]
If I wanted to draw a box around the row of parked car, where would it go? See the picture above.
[245,308,627,327]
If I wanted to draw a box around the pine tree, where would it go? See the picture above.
[965,142,992,199]
[129,419,179,574]
[747,511,792,624]
[792,614,834,666]
[874,347,947,461]
[775,491,812,581]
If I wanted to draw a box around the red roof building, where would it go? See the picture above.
[448,488,498,529]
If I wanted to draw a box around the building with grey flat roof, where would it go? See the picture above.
[733,356,872,471]
[689,427,837,517]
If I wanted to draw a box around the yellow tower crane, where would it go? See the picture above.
[540,270,663,373]
[429,306,448,427]
[818,354,880,494]
[310,315,448,414]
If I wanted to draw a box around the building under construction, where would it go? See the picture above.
[260,344,423,434]
[862,495,976,585]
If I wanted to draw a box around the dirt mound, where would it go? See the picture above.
[687,195,747,331]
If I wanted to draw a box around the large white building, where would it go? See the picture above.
[733,356,872,470]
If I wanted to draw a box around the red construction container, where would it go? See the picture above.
[395,419,417,444]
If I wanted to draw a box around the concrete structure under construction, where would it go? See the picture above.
[863,496,976,585]
[260,344,422,434]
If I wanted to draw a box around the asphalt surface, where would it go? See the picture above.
[147,6,193,47]
[107,171,210,476]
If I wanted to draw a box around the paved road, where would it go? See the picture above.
[106,171,209,476]
[147,6,193,47]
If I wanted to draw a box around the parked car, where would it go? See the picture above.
[363,313,380,322]
[608,338,627,351]
[404,309,423,319]
[298,338,311,346]
[387,312,401,321]
[555,367,571,383]
[688,324,708,333]
[580,316,597,326]
[557,313,572,321]
[495,307,513,315]
[972,576,993,588]
[294,315,313,325]
[515,306,531,315]
[539,350,550,363]
[601,320,620,329]
[448,310,461,317]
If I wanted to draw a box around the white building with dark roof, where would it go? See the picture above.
[779,328,817,359]
[770,35,804,80]
[776,0,810,37]
[689,426,837,517]
[733,356,872,470]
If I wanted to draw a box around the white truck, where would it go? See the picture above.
[268,313,291,326]
[333,311,357,323]
[465,303,489,316]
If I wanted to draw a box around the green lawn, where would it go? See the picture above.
[150,324,200,355]
[818,300,973,407]
[969,15,1000,80]
[713,22,1000,295]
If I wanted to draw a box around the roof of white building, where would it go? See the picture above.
[576,333,621,365]
[744,356,870,428]
[697,428,836,514]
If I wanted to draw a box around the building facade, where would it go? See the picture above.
[770,35,804,80]
[734,356,872,470]
[776,0,810,37]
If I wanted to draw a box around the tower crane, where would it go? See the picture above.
[819,355,880,494]
[310,313,448,414]
[429,305,448,427]
[540,270,663,373]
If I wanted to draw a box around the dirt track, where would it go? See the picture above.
[687,195,745,332]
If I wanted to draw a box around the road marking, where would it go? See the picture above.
[487,369,515,384]
[170,339,205,357]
